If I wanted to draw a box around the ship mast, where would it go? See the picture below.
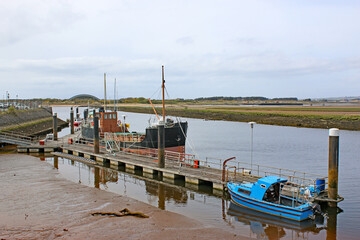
[104,73,107,111]
[162,65,165,122]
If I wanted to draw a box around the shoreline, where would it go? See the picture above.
[117,106,360,131]
[0,154,242,239]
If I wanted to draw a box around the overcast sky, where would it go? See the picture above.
[0,0,359,100]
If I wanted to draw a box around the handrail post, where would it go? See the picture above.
[222,157,236,183]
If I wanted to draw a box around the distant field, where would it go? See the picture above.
[118,105,360,130]
[205,106,360,113]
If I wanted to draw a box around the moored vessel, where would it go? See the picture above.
[227,176,315,221]
[80,66,188,153]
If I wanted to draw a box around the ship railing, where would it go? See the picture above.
[102,133,200,167]
[69,135,107,149]
[119,145,198,168]
[204,156,327,193]
[104,132,144,145]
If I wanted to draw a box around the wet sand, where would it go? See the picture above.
[0,154,243,239]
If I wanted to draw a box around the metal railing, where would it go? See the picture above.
[70,132,327,194]
[0,130,36,145]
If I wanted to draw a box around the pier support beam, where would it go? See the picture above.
[70,107,74,134]
[53,113,58,141]
[328,128,339,207]
[158,121,165,178]
[185,176,199,185]
[93,116,99,154]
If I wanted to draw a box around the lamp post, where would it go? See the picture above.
[248,122,256,171]
[6,91,8,107]
[122,115,126,151]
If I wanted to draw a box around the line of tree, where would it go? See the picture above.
[194,96,298,101]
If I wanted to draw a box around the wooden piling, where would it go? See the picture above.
[328,128,339,207]
[54,156,59,169]
[158,121,165,178]
[94,116,99,154]
[53,113,58,141]
[70,108,74,134]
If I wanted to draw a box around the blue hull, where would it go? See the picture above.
[228,186,313,221]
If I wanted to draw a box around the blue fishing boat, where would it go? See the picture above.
[227,176,314,221]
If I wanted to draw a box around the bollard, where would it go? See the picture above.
[328,128,339,207]
[70,108,74,134]
[93,116,99,154]
[158,121,165,178]
[53,113,58,141]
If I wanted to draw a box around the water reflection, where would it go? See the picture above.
[145,180,188,206]
[53,156,59,169]
[94,167,100,188]
[326,207,340,240]
[158,184,165,210]
[227,202,327,239]
[93,166,118,187]
[43,155,345,239]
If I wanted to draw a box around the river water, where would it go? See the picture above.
[50,106,359,240]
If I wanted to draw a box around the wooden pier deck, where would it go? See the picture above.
[60,144,226,191]
[16,132,259,194]
[15,133,342,205]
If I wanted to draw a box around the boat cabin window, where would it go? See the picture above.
[263,183,280,203]
[237,188,251,195]
[109,114,112,119]
[113,114,116,119]
[104,114,107,120]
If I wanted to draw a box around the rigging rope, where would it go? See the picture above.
[175,116,199,159]
[164,86,199,158]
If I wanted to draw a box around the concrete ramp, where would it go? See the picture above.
[0,131,33,146]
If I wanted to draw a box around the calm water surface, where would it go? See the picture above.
[51,106,360,240]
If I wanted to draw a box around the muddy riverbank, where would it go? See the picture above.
[0,154,242,239]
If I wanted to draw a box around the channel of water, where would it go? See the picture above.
[47,106,359,240]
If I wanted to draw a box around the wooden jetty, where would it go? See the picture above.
[13,130,343,205]
[59,143,225,192]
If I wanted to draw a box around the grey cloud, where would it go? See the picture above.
[232,38,262,46]
[0,1,83,47]
[176,36,194,46]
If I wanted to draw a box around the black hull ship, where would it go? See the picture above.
[80,112,188,153]
[79,66,188,153]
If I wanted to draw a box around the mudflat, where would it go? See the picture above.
[0,154,243,239]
